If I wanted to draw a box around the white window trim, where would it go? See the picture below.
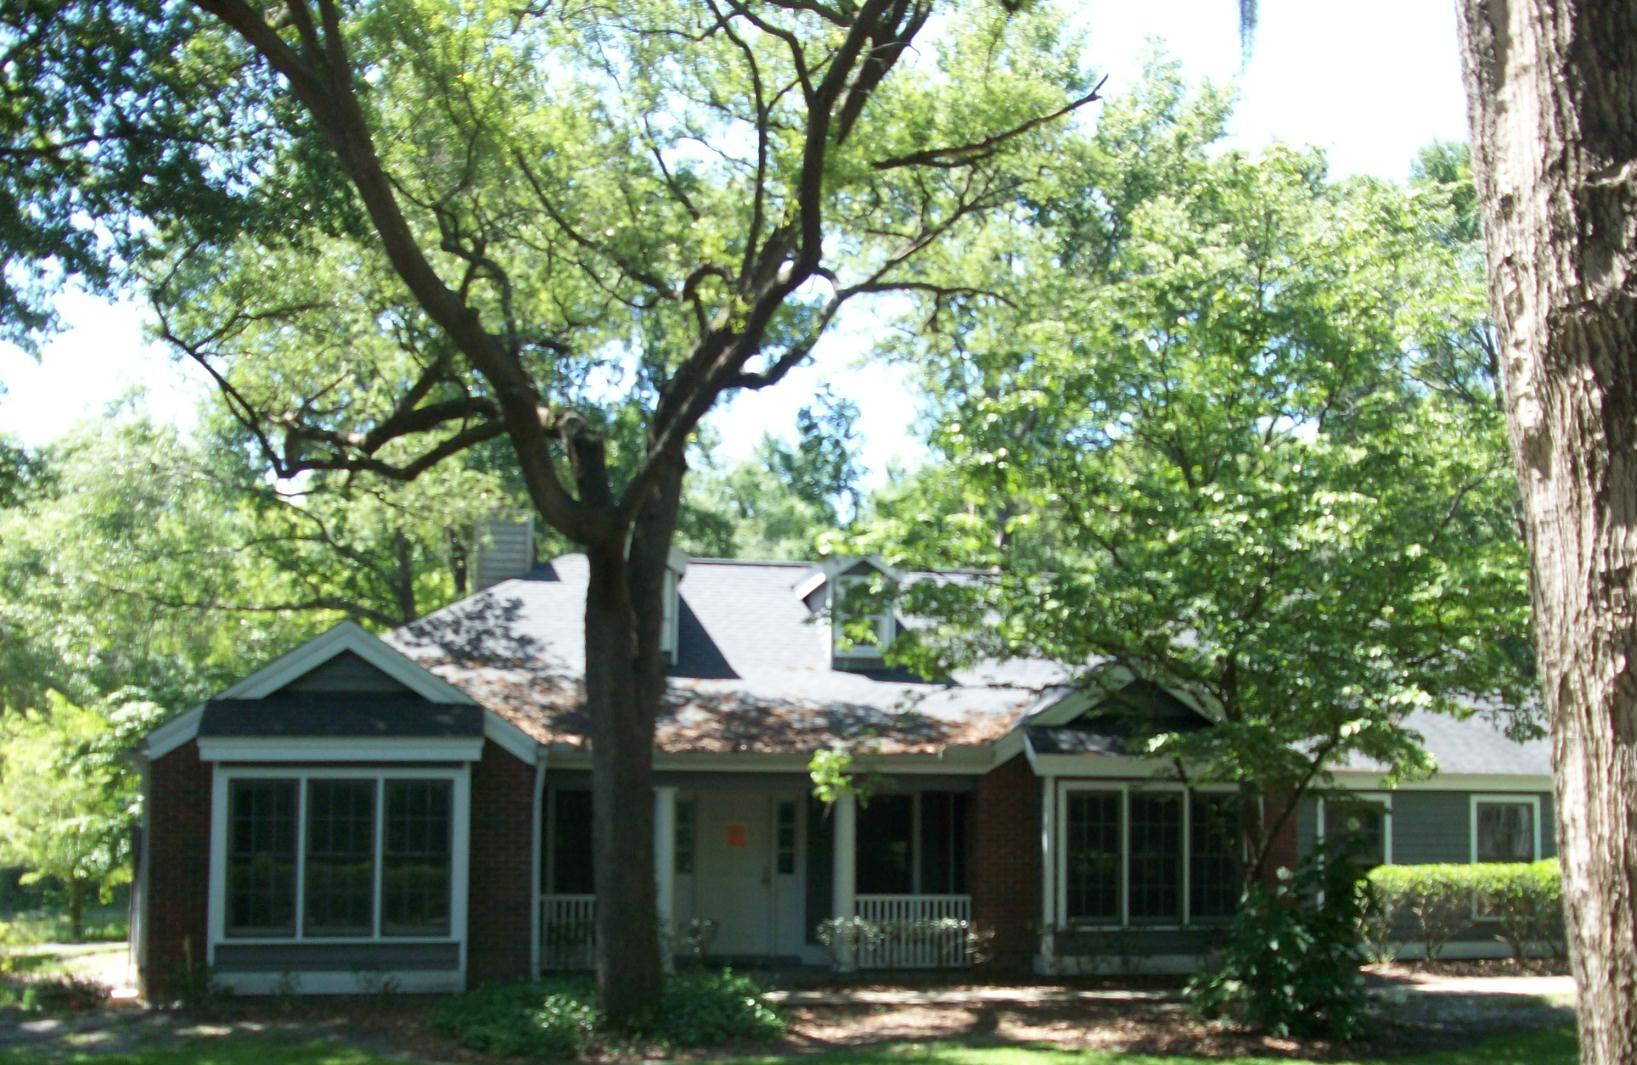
[1055,781,1239,932]
[208,766,471,976]
[1315,791,1394,865]
[1469,793,1543,864]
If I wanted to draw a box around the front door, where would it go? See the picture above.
[694,792,774,955]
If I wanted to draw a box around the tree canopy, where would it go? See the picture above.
[864,66,1531,871]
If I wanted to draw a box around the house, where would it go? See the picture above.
[131,527,1554,997]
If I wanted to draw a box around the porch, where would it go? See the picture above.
[538,778,975,971]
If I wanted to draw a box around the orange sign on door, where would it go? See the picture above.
[725,822,747,848]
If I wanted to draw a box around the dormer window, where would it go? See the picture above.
[829,559,899,666]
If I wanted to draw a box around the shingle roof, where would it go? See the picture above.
[386,555,1064,755]
[198,695,482,738]
[1336,709,1551,777]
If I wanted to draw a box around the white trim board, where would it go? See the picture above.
[221,621,475,704]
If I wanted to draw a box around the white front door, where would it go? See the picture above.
[691,791,805,957]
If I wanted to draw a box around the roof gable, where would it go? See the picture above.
[219,621,475,704]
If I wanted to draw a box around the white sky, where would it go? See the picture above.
[0,0,1472,484]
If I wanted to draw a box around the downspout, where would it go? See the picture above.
[529,750,548,978]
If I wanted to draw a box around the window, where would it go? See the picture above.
[383,781,452,936]
[1322,795,1390,869]
[1189,793,1243,921]
[675,798,696,875]
[1475,799,1537,862]
[1064,792,1121,922]
[227,780,298,937]
[1128,793,1183,922]
[304,780,374,937]
[1061,787,1245,926]
[833,574,894,659]
[856,792,969,894]
[222,773,458,942]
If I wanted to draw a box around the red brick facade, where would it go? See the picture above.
[141,741,212,1003]
[466,740,537,985]
[970,755,1041,971]
[1261,789,1301,886]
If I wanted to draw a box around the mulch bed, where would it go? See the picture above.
[170,968,1574,1064]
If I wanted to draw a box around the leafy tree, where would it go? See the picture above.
[5,0,1099,1016]
[1452,4,1637,1058]
[0,413,500,712]
[868,69,1531,875]
[683,390,865,559]
[0,692,161,940]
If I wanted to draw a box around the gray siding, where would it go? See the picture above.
[1056,926,1228,957]
[213,942,459,972]
[278,651,415,696]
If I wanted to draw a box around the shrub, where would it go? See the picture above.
[1367,859,1564,961]
[0,971,110,1013]
[431,969,782,1057]
[1187,842,1372,1040]
[655,968,784,1046]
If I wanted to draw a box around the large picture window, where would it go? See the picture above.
[222,772,459,941]
[1322,795,1391,870]
[1061,787,1245,926]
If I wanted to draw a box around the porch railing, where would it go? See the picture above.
[854,894,973,969]
[540,894,596,971]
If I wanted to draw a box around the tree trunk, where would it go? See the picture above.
[584,540,662,1026]
[581,459,682,1026]
[67,878,84,942]
[1455,5,1637,1062]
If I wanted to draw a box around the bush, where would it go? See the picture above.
[0,971,110,1013]
[431,969,783,1057]
[1187,842,1372,1040]
[1367,860,1564,961]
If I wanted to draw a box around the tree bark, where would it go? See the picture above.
[582,458,681,1026]
[1455,5,1637,1062]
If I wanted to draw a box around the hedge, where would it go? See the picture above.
[1365,859,1565,961]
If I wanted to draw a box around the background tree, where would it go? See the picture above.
[6,0,1098,1016]
[867,68,1531,875]
[0,411,502,712]
[1453,4,1637,1059]
[0,692,161,940]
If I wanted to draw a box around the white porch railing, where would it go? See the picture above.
[854,894,973,969]
[540,894,596,971]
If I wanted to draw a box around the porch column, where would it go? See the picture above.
[653,785,677,967]
[831,793,857,971]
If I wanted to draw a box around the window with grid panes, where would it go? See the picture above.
[382,780,452,936]
[227,780,298,937]
[304,780,375,936]
[1128,793,1183,922]
[1188,793,1243,921]
[1064,792,1121,922]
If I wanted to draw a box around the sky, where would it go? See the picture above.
[0,0,1473,484]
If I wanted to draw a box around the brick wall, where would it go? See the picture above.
[141,741,212,1003]
[1262,789,1301,886]
[466,740,537,985]
[970,755,1041,971]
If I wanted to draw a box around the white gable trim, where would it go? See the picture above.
[1023,669,1218,729]
[484,713,541,764]
[220,621,475,705]
[145,705,206,761]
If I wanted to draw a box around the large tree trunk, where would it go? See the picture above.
[1455,5,1637,1062]
[580,459,684,1027]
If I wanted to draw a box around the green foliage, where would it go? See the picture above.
[431,970,783,1057]
[1187,844,1372,1040]
[0,693,160,940]
[862,61,1532,870]
[807,749,885,807]
[0,969,110,1014]
[1366,860,1564,962]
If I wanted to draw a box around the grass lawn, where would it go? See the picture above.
[0,1025,1579,1065]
